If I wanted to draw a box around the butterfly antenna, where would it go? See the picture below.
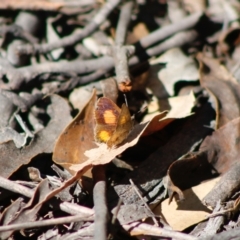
[123,93,128,107]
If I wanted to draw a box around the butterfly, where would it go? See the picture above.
[94,97,133,148]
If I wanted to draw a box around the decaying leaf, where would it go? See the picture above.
[166,117,240,210]
[53,90,168,179]
[143,91,195,125]
[52,90,97,178]
[148,48,199,98]
[198,53,240,127]
[199,117,240,174]
[158,177,220,231]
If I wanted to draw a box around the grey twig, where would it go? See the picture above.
[0,24,38,44]
[1,13,202,90]
[138,11,202,49]
[129,30,199,66]
[3,56,113,90]
[92,165,108,240]
[15,113,34,138]
[115,1,133,45]
[123,222,198,240]
[0,176,94,218]
[0,214,93,232]
[17,0,121,55]
[0,89,42,112]
[111,1,134,92]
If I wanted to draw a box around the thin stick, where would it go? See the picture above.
[0,176,94,218]
[138,11,202,49]
[0,215,93,232]
[92,165,108,240]
[115,1,133,45]
[112,1,134,92]
[123,222,198,240]
[0,176,33,198]
[17,0,121,55]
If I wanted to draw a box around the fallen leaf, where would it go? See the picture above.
[52,90,98,178]
[68,120,155,173]
[157,177,220,231]
[148,48,199,98]
[199,117,240,174]
[168,117,240,208]
[198,53,240,127]
[143,91,195,123]
[53,90,169,178]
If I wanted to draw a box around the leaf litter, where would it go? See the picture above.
[1,1,240,240]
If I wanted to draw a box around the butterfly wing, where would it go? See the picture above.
[94,97,121,143]
[107,103,133,148]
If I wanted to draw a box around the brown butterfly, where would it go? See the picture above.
[94,97,133,148]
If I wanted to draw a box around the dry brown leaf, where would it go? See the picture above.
[199,117,240,174]
[198,53,240,127]
[148,48,199,98]
[53,90,171,177]
[166,117,240,211]
[143,91,195,122]
[52,90,97,179]
[157,177,220,231]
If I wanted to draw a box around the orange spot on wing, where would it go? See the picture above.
[98,130,111,142]
[103,110,117,124]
